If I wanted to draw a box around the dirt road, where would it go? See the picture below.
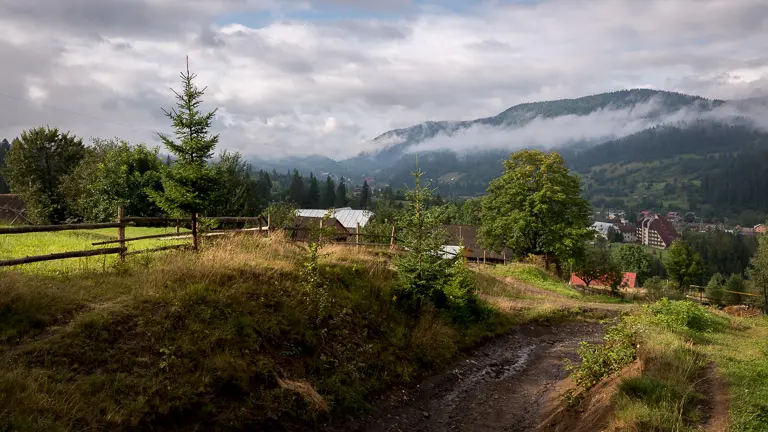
[341,320,604,432]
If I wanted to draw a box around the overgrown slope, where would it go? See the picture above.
[0,235,513,431]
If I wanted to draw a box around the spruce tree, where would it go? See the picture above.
[321,175,336,209]
[360,180,371,210]
[150,58,218,249]
[307,173,320,208]
[335,177,348,207]
[288,169,305,206]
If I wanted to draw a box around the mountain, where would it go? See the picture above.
[343,89,725,173]
[249,89,768,224]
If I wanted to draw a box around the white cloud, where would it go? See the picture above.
[0,0,766,160]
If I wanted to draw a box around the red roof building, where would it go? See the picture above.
[570,272,638,289]
[636,215,678,249]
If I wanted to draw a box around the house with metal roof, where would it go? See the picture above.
[295,208,374,232]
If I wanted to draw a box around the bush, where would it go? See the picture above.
[567,316,638,389]
[706,273,726,306]
[643,276,682,302]
[644,299,721,333]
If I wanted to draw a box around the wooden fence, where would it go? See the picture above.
[0,208,402,268]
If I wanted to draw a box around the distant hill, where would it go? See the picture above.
[250,89,768,224]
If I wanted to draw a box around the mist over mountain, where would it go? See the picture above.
[248,88,768,222]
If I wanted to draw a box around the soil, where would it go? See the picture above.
[701,362,730,432]
[335,320,605,432]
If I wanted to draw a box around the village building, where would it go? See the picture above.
[616,224,636,243]
[295,208,374,233]
[636,214,678,249]
[442,224,511,264]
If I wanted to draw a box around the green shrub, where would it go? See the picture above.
[567,317,638,389]
[644,299,721,332]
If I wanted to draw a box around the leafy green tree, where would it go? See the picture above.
[209,151,259,217]
[0,138,10,193]
[480,150,591,272]
[62,138,164,221]
[607,227,624,243]
[321,176,336,209]
[394,170,452,313]
[288,170,305,206]
[459,198,483,226]
[360,180,371,210]
[613,244,652,285]
[306,173,320,208]
[2,127,85,223]
[664,240,704,291]
[265,201,296,229]
[151,59,218,238]
[335,177,348,207]
[574,247,621,288]
[706,273,727,307]
[748,233,768,313]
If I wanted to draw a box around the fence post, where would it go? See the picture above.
[483,249,486,265]
[191,213,199,251]
[117,206,126,262]
[258,217,262,237]
[390,226,396,249]
[319,218,323,243]
[267,214,271,238]
[175,221,180,234]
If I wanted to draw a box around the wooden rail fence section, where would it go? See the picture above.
[0,207,401,268]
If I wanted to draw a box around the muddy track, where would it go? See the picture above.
[338,321,604,432]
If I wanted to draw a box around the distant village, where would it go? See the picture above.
[591,209,767,250]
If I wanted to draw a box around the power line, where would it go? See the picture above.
[0,90,162,136]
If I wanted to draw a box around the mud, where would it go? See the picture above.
[339,320,604,432]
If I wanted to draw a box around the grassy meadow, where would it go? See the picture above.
[0,226,190,274]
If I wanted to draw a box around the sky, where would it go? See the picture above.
[0,0,767,160]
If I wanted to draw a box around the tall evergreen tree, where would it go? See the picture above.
[321,175,336,209]
[288,169,305,206]
[360,180,371,210]
[307,173,321,208]
[335,177,348,207]
[0,138,10,193]
[256,170,272,205]
[150,58,219,249]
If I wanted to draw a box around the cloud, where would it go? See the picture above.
[407,96,768,155]
[0,0,767,161]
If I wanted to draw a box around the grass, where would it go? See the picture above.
[0,234,534,431]
[705,316,768,431]
[567,299,768,431]
[488,263,625,304]
[0,227,190,275]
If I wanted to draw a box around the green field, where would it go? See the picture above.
[0,227,190,275]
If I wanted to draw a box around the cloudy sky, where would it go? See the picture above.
[1,0,766,159]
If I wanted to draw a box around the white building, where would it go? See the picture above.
[590,221,614,238]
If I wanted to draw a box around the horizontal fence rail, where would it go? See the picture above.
[0,222,122,235]
[0,247,125,267]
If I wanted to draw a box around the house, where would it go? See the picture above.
[636,214,678,249]
[290,216,349,242]
[442,225,510,264]
[0,194,28,224]
[570,272,638,289]
[616,224,636,243]
[295,208,374,232]
[590,221,615,238]
[755,224,767,234]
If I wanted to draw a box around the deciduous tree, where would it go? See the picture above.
[2,127,85,223]
[612,244,652,285]
[664,240,704,291]
[480,149,591,272]
[748,233,768,313]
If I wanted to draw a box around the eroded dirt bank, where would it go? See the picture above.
[338,320,604,432]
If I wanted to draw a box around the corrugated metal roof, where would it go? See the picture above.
[295,209,374,230]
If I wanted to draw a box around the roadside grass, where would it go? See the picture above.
[487,263,626,304]
[0,227,189,275]
[704,316,768,431]
[566,299,768,431]
[0,234,533,431]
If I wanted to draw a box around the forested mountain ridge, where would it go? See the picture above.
[344,89,723,172]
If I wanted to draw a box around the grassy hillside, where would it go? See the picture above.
[3,234,561,431]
